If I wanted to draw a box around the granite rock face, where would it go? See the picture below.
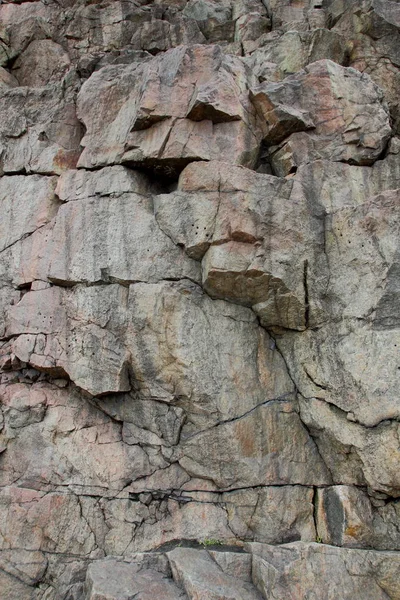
[1,0,400,598]
[77,44,263,175]
[257,59,392,175]
[250,541,400,600]
[81,543,400,600]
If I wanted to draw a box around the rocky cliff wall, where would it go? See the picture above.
[0,0,400,598]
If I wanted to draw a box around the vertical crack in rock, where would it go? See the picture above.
[303,259,310,329]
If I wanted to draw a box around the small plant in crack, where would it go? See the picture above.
[200,538,223,547]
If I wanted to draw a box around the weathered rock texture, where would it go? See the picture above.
[0,0,400,598]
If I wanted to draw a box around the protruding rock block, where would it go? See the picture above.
[0,1,59,66]
[251,88,315,145]
[299,396,400,496]
[224,486,316,544]
[324,189,400,321]
[247,29,347,79]
[168,547,261,600]
[278,318,400,430]
[0,67,18,90]
[316,484,400,551]
[5,281,294,409]
[202,242,307,331]
[48,186,201,286]
[55,165,154,202]
[156,161,319,330]
[6,285,131,396]
[11,40,71,87]
[82,544,400,600]
[254,60,391,175]
[327,0,400,132]
[316,485,373,548]
[77,45,262,174]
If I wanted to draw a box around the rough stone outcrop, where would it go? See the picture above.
[76,44,263,176]
[254,59,392,175]
[82,543,400,600]
[1,0,400,598]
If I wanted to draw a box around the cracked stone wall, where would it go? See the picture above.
[0,0,400,599]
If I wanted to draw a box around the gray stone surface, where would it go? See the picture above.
[85,556,186,600]
[155,160,317,330]
[249,541,400,600]
[0,175,58,253]
[77,44,262,174]
[246,28,347,79]
[0,77,82,175]
[299,396,400,496]
[177,400,330,488]
[264,60,392,175]
[168,547,262,600]
[48,191,201,285]
[316,485,400,550]
[1,0,400,597]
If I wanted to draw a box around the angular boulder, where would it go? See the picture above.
[155,160,320,331]
[77,45,262,174]
[253,60,392,175]
[168,547,261,600]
